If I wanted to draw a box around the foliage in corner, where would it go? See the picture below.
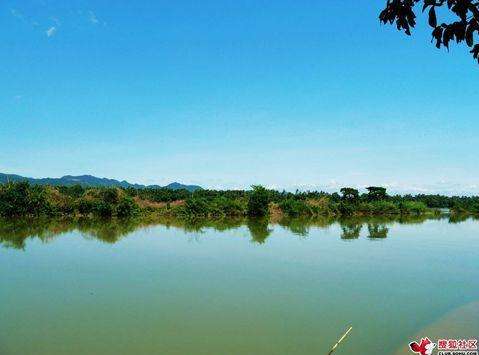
[379,0,479,63]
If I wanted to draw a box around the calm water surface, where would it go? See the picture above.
[1,217,478,355]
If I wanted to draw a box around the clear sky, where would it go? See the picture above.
[1,1,478,194]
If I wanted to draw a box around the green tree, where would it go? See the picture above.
[28,185,53,216]
[116,197,139,218]
[247,185,270,217]
[77,198,95,216]
[340,187,359,203]
[338,202,355,216]
[101,188,119,205]
[211,196,245,217]
[366,186,388,201]
[279,198,312,217]
[399,201,427,215]
[184,197,210,217]
[94,201,114,217]
[0,182,30,217]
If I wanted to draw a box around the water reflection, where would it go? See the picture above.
[448,213,471,224]
[278,216,335,237]
[0,214,474,250]
[0,218,74,249]
[340,221,362,240]
[77,218,142,243]
[367,223,389,239]
[247,218,272,244]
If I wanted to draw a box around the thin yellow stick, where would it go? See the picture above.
[327,326,353,355]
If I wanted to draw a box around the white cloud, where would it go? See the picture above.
[50,16,61,26]
[11,9,21,19]
[46,26,57,37]
[11,8,40,28]
[89,11,99,24]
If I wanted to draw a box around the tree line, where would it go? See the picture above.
[1,181,478,219]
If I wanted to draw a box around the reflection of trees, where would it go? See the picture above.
[277,216,336,237]
[247,218,272,244]
[77,218,140,243]
[338,217,364,240]
[367,223,389,239]
[398,214,436,225]
[278,217,310,237]
[0,216,249,249]
[0,218,75,250]
[449,213,469,224]
[340,223,362,240]
[0,214,465,250]
[0,217,151,249]
[156,216,245,233]
[336,214,454,240]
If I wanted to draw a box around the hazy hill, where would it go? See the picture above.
[0,173,202,192]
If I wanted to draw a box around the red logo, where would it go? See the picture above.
[409,337,436,355]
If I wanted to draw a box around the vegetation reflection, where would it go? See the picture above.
[0,214,474,250]
[367,223,389,239]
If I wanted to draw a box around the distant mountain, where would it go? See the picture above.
[0,173,202,192]
[164,182,203,191]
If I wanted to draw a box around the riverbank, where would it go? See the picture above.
[1,182,478,219]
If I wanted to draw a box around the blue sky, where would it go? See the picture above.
[1,1,478,194]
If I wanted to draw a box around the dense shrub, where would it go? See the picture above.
[247,185,270,217]
[94,201,114,217]
[337,202,354,216]
[101,188,120,205]
[116,197,139,218]
[0,182,52,217]
[308,197,336,216]
[183,198,210,217]
[58,185,85,198]
[27,185,53,216]
[210,197,245,217]
[470,203,479,214]
[77,198,96,215]
[52,201,74,215]
[368,201,399,215]
[0,182,30,216]
[279,199,313,217]
[399,201,427,215]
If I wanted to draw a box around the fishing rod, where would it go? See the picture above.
[327,326,353,354]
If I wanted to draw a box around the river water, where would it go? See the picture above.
[1,216,478,354]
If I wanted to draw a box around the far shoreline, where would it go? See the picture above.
[0,182,478,220]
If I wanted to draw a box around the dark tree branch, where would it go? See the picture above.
[379,0,479,63]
